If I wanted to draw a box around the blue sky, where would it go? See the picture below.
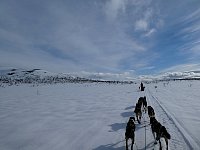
[1,0,200,76]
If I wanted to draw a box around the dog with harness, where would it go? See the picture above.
[150,117,171,150]
[148,105,155,118]
[134,102,142,124]
[125,117,135,150]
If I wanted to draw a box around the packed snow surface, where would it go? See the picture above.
[0,81,200,150]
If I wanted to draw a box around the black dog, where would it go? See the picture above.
[150,117,161,144]
[150,117,171,150]
[156,125,171,150]
[148,106,155,118]
[138,97,143,106]
[125,117,135,150]
[150,117,159,138]
[134,102,142,124]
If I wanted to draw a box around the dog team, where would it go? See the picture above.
[125,83,171,150]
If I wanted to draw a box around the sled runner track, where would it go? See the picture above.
[146,87,199,149]
[134,90,159,150]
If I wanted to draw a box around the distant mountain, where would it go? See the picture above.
[133,71,200,82]
[0,68,135,85]
[157,71,200,80]
[1,67,200,86]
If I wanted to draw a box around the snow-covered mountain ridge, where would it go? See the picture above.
[139,71,200,81]
[0,68,135,85]
[1,67,200,85]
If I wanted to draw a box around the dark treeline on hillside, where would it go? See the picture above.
[1,72,200,86]
[152,78,200,83]
[0,75,136,86]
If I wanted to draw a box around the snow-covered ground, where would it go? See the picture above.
[0,81,200,150]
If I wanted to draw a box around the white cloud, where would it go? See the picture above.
[134,7,160,37]
[173,7,200,62]
[141,66,155,70]
[135,19,148,31]
[0,0,164,75]
[180,8,200,23]
[161,63,200,73]
[0,28,32,51]
[156,19,164,28]
[104,0,127,21]
[144,28,156,37]
[72,71,136,81]
[190,44,200,56]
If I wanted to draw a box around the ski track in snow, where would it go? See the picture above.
[146,82,200,149]
[146,88,189,150]
[0,82,199,150]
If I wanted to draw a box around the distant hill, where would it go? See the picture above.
[0,68,135,85]
[1,67,200,86]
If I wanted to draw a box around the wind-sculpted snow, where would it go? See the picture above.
[0,81,200,149]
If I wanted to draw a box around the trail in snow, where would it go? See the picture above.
[146,81,200,149]
[146,88,189,149]
[0,82,199,150]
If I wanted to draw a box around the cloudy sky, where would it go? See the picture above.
[1,0,200,76]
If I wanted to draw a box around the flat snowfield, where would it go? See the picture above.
[0,81,200,150]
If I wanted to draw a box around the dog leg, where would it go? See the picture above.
[159,139,162,150]
[131,135,135,150]
[136,114,141,124]
[137,112,141,124]
[138,119,141,124]
[165,137,168,150]
[126,138,129,150]
[151,128,156,140]
[131,141,133,150]
[152,132,157,144]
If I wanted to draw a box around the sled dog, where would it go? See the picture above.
[134,102,142,124]
[150,117,171,150]
[148,106,155,118]
[125,117,135,150]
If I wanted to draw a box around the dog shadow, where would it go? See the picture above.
[93,141,154,150]
[121,111,133,118]
[125,106,135,110]
[93,140,125,150]
[108,122,126,132]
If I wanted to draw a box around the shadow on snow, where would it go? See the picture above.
[121,111,133,118]
[93,140,125,150]
[125,106,135,110]
[108,123,126,132]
